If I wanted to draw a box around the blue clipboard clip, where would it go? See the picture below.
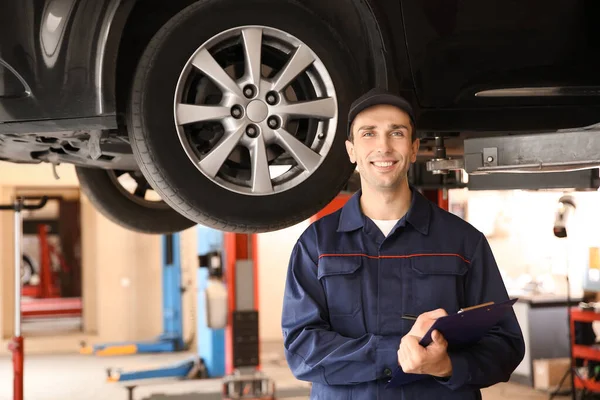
[385,297,519,388]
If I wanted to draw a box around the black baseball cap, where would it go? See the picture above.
[347,88,416,138]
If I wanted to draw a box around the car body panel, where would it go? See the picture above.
[0,0,132,130]
[0,0,599,137]
[401,0,600,109]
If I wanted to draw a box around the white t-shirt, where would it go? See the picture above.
[371,219,400,237]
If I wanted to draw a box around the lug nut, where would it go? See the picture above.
[231,105,243,119]
[246,124,259,138]
[266,91,279,105]
[267,117,280,129]
[243,85,256,99]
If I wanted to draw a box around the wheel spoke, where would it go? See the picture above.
[191,48,243,97]
[241,28,263,87]
[275,97,336,119]
[250,135,273,193]
[275,128,322,173]
[134,184,148,199]
[271,45,315,92]
[175,104,232,125]
[199,125,246,179]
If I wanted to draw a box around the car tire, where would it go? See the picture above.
[127,0,361,233]
[75,166,195,234]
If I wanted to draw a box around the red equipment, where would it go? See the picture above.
[223,232,260,375]
[0,196,48,400]
[310,192,352,223]
[220,232,277,400]
[21,297,82,319]
[22,223,71,299]
[20,220,83,320]
[422,188,449,211]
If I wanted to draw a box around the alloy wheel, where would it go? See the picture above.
[108,170,169,209]
[173,25,338,196]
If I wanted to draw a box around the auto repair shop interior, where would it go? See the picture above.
[2,165,600,400]
[3,1,600,400]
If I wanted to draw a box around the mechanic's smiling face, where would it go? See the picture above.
[346,104,419,192]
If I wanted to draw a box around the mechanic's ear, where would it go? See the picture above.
[346,140,356,164]
[411,138,420,163]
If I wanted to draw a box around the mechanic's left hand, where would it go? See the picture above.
[397,329,453,377]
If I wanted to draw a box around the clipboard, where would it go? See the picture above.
[418,297,518,347]
[385,297,519,388]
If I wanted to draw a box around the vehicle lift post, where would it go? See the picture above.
[81,233,185,356]
[105,225,228,383]
[105,227,276,399]
[221,231,275,399]
[0,196,48,400]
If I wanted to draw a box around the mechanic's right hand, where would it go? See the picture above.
[407,309,448,339]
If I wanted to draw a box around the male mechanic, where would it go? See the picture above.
[281,88,525,399]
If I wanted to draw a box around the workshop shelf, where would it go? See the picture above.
[570,307,600,393]
[574,375,600,392]
[572,345,600,362]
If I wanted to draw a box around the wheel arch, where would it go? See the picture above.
[323,0,400,90]
[99,0,398,121]
[292,0,400,91]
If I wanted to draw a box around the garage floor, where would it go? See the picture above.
[0,342,570,400]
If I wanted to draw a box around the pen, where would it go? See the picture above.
[457,301,494,313]
[401,314,417,321]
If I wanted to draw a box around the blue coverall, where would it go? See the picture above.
[281,188,525,399]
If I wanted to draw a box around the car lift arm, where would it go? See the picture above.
[426,123,600,175]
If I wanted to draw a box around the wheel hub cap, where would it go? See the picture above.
[246,100,269,123]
